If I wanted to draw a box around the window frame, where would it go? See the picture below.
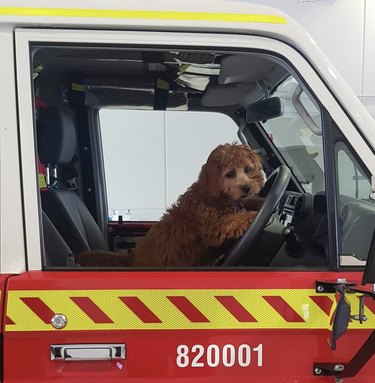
[15,28,375,271]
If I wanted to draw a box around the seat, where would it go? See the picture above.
[42,211,74,267]
[38,105,110,255]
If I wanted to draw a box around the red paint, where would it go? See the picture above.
[21,297,56,324]
[215,296,257,322]
[167,296,210,322]
[5,316,15,325]
[70,297,114,324]
[309,295,334,316]
[3,328,375,383]
[5,270,367,290]
[2,270,375,382]
[0,274,12,330]
[119,296,162,323]
[263,296,305,322]
[363,296,375,314]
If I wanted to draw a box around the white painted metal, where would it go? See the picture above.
[14,28,375,269]
[14,30,42,271]
[0,29,26,273]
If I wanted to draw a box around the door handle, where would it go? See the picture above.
[51,344,126,361]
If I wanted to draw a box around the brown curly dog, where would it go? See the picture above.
[76,143,264,268]
[132,143,264,267]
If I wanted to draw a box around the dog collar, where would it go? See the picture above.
[235,202,246,213]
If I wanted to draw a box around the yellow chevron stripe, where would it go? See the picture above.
[0,7,287,24]
[5,289,374,332]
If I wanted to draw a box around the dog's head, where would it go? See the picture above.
[198,144,264,203]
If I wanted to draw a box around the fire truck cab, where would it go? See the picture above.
[0,1,374,382]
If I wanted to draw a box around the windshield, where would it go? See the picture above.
[262,77,324,194]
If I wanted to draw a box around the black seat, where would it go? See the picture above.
[38,105,110,255]
[42,210,73,267]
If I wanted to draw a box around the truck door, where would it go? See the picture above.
[4,28,375,383]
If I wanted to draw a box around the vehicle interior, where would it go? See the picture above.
[31,43,375,269]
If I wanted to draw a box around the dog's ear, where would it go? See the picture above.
[253,152,263,172]
[198,159,222,198]
[246,147,263,172]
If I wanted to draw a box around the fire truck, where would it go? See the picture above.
[0,0,374,382]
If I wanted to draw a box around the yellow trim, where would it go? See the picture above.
[5,289,375,332]
[71,83,85,92]
[38,174,47,189]
[156,78,170,90]
[0,7,287,24]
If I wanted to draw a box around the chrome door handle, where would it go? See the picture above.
[51,344,126,361]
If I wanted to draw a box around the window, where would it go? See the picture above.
[31,43,333,269]
[100,109,239,221]
[336,141,375,264]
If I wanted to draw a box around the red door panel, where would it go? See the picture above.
[3,270,375,382]
[0,274,12,333]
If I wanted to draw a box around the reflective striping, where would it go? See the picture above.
[5,289,375,332]
[364,296,375,314]
[215,296,257,322]
[263,296,305,322]
[70,297,114,324]
[0,7,287,24]
[21,297,55,324]
[5,316,15,325]
[120,297,162,323]
[168,296,210,323]
[309,296,335,316]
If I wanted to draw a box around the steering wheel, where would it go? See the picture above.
[222,165,291,266]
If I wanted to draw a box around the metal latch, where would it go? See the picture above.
[51,344,126,361]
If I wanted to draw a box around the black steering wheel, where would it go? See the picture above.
[222,165,291,266]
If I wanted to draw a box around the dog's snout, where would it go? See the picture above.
[241,185,251,194]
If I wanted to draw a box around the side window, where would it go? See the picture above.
[31,43,335,270]
[335,141,375,264]
[99,109,239,221]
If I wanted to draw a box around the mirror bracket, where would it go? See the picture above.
[315,280,356,294]
[314,280,375,380]
[313,330,375,380]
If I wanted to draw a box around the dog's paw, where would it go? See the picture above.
[243,197,265,211]
[216,210,257,242]
[76,250,133,267]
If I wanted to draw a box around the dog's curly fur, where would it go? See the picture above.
[76,143,265,268]
[132,143,265,267]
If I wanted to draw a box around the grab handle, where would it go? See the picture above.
[51,344,126,361]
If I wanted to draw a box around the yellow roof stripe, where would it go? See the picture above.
[0,7,287,24]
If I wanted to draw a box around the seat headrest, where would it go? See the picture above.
[37,105,77,165]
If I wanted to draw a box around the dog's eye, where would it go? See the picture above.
[225,170,235,178]
[244,166,252,173]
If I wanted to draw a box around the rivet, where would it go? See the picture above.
[334,364,344,372]
[314,368,322,375]
[51,314,67,329]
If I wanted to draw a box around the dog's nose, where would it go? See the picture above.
[241,185,250,194]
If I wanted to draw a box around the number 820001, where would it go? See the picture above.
[176,343,263,368]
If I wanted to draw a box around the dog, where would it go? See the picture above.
[76,143,264,268]
[131,143,265,267]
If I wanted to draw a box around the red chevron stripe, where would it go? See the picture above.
[21,297,55,324]
[263,296,305,322]
[119,297,162,323]
[363,296,375,314]
[310,296,334,316]
[215,296,257,322]
[167,296,209,323]
[70,297,113,323]
[5,316,15,325]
